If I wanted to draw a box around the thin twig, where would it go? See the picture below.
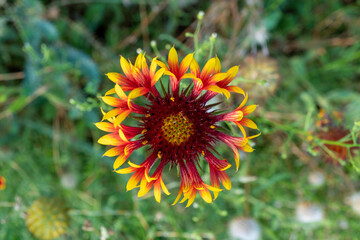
[0,72,24,81]
[116,1,168,50]
[0,85,49,120]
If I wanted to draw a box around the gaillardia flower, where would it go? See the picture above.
[96,47,259,206]
[314,109,356,165]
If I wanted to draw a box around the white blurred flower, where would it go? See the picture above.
[345,192,360,215]
[254,26,268,46]
[60,173,78,189]
[228,217,261,240]
[239,176,257,183]
[339,219,349,229]
[308,171,325,187]
[100,226,109,240]
[155,212,165,221]
[296,202,324,223]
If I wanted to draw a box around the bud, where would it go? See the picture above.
[197,11,204,20]
[150,40,157,48]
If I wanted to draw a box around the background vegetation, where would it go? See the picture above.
[1,0,360,239]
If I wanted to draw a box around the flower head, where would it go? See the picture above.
[314,109,356,165]
[96,47,260,206]
[0,175,5,190]
[26,198,69,240]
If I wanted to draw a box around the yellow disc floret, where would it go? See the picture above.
[162,112,194,145]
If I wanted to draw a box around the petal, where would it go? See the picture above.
[237,94,248,109]
[120,56,132,78]
[200,58,216,79]
[172,187,183,205]
[242,105,257,116]
[131,67,146,85]
[151,68,165,87]
[227,66,239,79]
[115,84,128,100]
[185,189,197,207]
[206,85,231,99]
[126,172,142,191]
[103,146,123,157]
[226,86,245,96]
[214,56,221,73]
[206,184,222,192]
[98,134,123,146]
[118,129,128,142]
[138,178,152,197]
[95,122,115,132]
[239,118,258,129]
[247,132,261,140]
[113,109,131,127]
[102,96,125,107]
[128,161,142,168]
[102,108,122,121]
[161,178,170,195]
[105,88,116,96]
[239,143,254,152]
[115,167,136,174]
[209,167,221,199]
[154,181,162,203]
[128,87,149,99]
[199,188,212,203]
[168,46,179,72]
[106,72,129,85]
[181,73,201,81]
[149,57,157,77]
[190,58,200,77]
[154,59,168,70]
[218,171,231,190]
[134,53,143,69]
[163,70,176,78]
[113,154,128,170]
[207,72,229,85]
[179,52,194,76]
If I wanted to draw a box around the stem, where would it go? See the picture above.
[262,118,360,148]
[193,12,204,60]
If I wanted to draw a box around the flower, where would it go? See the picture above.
[296,201,324,223]
[96,47,260,206]
[26,198,69,240]
[308,171,325,187]
[236,54,280,102]
[314,109,356,165]
[228,217,261,240]
[345,192,360,215]
[0,175,5,190]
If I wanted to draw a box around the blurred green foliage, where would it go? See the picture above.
[1,0,360,239]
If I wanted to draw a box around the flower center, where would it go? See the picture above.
[161,112,194,146]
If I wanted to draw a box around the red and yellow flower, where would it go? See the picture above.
[0,175,6,190]
[96,47,260,206]
[314,109,356,165]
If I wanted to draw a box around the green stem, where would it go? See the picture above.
[262,118,360,148]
